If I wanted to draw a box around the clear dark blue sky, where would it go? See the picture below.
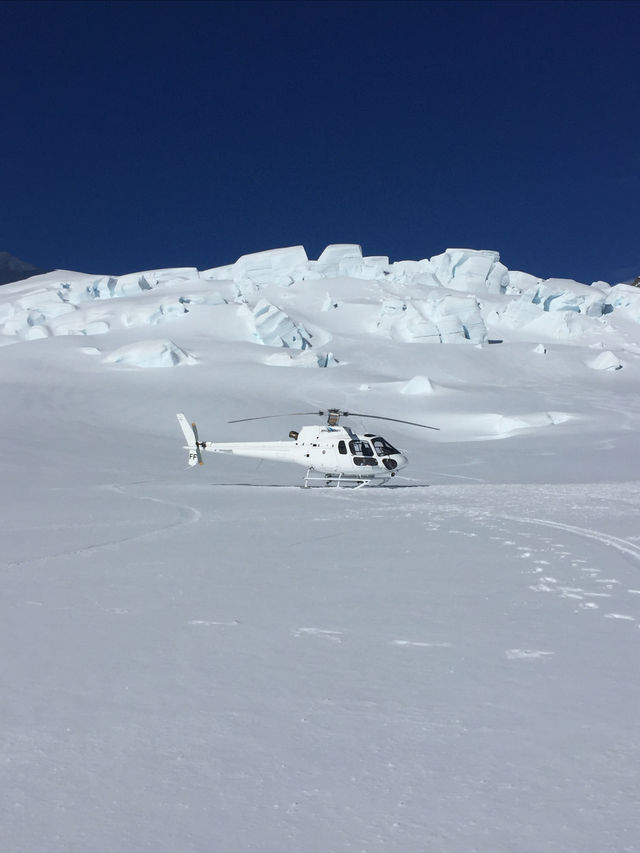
[2,0,638,282]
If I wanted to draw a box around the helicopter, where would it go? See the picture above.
[176,408,439,488]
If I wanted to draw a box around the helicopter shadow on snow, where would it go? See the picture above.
[203,482,431,489]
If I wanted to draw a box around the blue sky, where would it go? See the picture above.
[2,0,638,282]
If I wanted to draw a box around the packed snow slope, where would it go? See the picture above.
[1,245,640,852]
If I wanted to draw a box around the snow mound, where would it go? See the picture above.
[251,299,312,349]
[382,249,507,294]
[494,276,619,339]
[103,339,197,368]
[458,411,570,440]
[498,300,588,339]
[265,350,340,368]
[587,351,623,371]
[311,244,389,280]
[52,315,111,336]
[506,269,543,295]
[121,299,190,328]
[55,268,200,302]
[428,248,509,295]
[400,376,434,395]
[603,284,640,323]
[315,244,363,273]
[202,244,392,284]
[0,268,208,342]
[203,246,308,286]
[377,292,486,344]
[531,279,606,316]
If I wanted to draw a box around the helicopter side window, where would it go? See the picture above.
[338,440,347,455]
[372,437,400,456]
[349,440,374,457]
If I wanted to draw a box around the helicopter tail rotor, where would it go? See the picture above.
[176,413,204,466]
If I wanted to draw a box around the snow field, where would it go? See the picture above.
[3,480,640,852]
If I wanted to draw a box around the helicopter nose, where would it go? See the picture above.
[383,454,407,471]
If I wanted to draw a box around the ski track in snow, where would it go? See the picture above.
[477,509,640,626]
[4,482,202,569]
[285,486,640,647]
[499,514,640,566]
[341,488,640,633]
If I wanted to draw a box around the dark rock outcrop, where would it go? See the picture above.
[0,252,51,285]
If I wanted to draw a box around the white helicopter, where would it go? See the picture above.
[176,408,439,488]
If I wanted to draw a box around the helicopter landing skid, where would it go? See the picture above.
[303,469,380,490]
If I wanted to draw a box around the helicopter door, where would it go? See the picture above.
[306,436,340,471]
[348,439,379,467]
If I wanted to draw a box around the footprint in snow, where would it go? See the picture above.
[505,649,554,660]
[529,582,556,593]
[293,628,343,643]
[559,588,584,600]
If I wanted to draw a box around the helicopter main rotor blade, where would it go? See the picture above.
[344,412,440,431]
[228,411,324,423]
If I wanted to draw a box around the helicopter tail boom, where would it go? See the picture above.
[176,413,203,466]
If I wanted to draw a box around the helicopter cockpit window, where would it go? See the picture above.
[372,437,400,456]
[349,440,374,457]
[338,440,347,455]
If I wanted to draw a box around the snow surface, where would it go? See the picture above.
[1,244,640,852]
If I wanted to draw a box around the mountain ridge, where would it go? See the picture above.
[0,251,51,285]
